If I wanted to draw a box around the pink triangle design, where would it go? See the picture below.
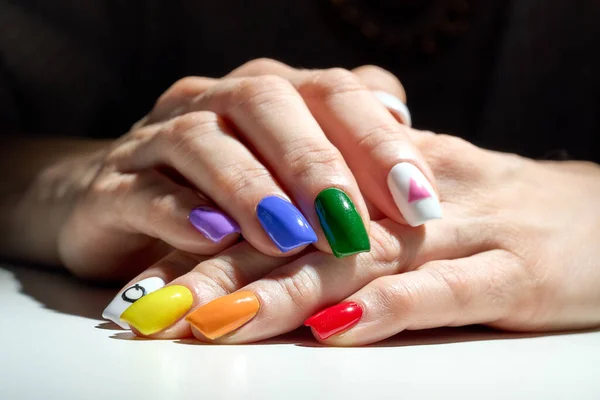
[408,178,432,203]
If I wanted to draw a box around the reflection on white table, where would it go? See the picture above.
[1,264,599,400]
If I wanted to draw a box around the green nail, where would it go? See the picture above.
[314,188,370,258]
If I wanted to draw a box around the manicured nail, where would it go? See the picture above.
[189,207,240,243]
[102,277,166,329]
[186,291,260,340]
[305,302,363,340]
[314,188,370,258]
[120,285,193,336]
[387,162,442,227]
[257,196,317,252]
[372,90,412,127]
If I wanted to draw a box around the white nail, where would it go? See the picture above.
[372,90,412,127]
[388,162,442,227]
[102,277,166,329]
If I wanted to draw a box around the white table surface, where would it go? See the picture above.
[1,264,599,400]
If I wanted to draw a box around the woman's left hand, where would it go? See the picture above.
[109,130,600,345]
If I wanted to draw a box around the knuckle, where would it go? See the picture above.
[89,172,131,197]
[196,257,247,293]
[368,224,404,266]
[217,164,274,200]
[157,77,203,106]
[129,125,157,142]
[354,64,391,76]
[271,266,321,310]
[300,68,365,99]
[282,141,344,178]
[241,58,287,74]
[354,65,404,89]
[355,123,408,155]
[371,277,418,318]
[425,262,473,311]
[162,111,220,146]
[170,76,202,95]
[232,75,296,111]
[147,190,186,227]
[490,251,534,319]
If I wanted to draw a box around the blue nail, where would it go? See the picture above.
[257,196,318,252]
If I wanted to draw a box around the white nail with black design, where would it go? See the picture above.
[102,277,166,329]
[388,162,442,227]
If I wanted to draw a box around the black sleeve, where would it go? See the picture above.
[0,0,160,138]
[477,0,600,162]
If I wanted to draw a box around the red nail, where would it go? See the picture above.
[304,302,363,340]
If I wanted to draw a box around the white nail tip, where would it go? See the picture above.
[372,90,412,127]
[102,277,166,329]
[388,163,442,227]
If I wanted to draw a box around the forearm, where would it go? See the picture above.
[0,136,110,266]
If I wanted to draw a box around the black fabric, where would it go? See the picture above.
[0,0,598,161]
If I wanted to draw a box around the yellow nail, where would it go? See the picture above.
[120,285,193,335]
[186,291,260,340]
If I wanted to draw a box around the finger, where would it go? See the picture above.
[229,61,412,127]
[190,76,371,258]
[82,169,240,255]
[297,68,440,227]
[110,112,317,256]
[311,250,525,346]
[225,58,313,80]
[102,250,209,329]
[352,65,407,103]
[351,66,411,126]
[145,59,307,126]
[145,77,218,124]
[183,217,484,343]
[113,242,294,338]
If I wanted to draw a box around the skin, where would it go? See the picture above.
[2,59,599,345]
[127,133,600,345]
[0,60,430,280]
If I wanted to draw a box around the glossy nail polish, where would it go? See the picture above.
[120,285,193,336]
[305,302,363,340]
[314,188,370,258]
[102,277,166,329]
[387,162,442,227]
[186,291,260,340]
[372,90,412,127]
[189,207,240,243]
[257,196,317,252]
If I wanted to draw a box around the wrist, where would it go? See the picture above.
[0,138,110,266]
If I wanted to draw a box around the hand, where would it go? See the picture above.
[104,131,600,344]
[62,60,440,280]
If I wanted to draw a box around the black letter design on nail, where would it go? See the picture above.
[121,284,146,303]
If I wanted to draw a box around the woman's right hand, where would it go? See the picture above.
[59,60,439,280]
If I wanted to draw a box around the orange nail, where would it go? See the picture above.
[186,291,260,340]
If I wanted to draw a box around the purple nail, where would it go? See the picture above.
[189,207,240,243]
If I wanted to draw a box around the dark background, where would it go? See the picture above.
[1,0,598,161]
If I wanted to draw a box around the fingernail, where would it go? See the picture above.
[186,290,260,340]
[372,90,412,127]
[102,277,166,329]
[120,285,193,335]
[257,196,317,252]
[189,207,240,243]
[304,302,363,340]
[314,188,370,258]
[388,162,442,227]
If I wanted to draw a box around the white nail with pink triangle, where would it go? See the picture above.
[387,162,442,227]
